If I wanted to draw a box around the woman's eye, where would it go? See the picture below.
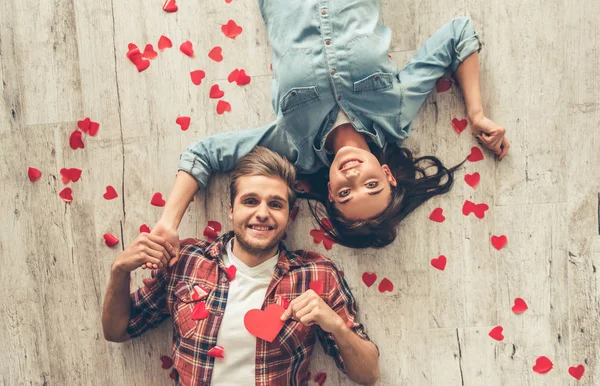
[339,189,350,197]
[366,181,379,188]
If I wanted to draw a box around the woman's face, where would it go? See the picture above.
[328,146,397,220]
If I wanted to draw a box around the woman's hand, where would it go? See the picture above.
[470,114,510,160]
[113,233,176,274]
[140,222,181,270]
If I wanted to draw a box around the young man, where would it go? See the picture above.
[102,147,379,386]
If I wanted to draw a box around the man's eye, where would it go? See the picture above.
[269,202,283,208]
[366,181,379,188]
[339,189,350,197]
[244,199,258,205]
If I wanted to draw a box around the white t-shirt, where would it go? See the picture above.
[210,240,279,386]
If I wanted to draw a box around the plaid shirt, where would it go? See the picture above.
[127,232,373,386]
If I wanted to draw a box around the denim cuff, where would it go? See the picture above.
[451,32,482,73]
[178,151,209,189]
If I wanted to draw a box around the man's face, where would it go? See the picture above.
[229,175,290,257]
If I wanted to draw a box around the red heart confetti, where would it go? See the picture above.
[191,285,209,301]
[88,121,100,136]
[209,84,225,99]
[59,187,73,203]
[488,326,504,341]
[467,146,484,162]
[290,205,299,221]
[151,192,166,207]
[568,365,585,380]
[221,20,243,39]
[429,208,445,223]
[309,229,336,250]
[462,200,489,219]
[125,43,150,72]
[309,280,324,296]
[228,68,240,83]
[512,298,528,314]
[162,0,178,13]
[208,221,222,232]
[430,255,447,271]
[77,117,91,132]
[103,185,118,200]
[28,167,42,182]
[190,70,205,85]
[207,346,224,358]
[362,272,377,287]
[216,100,231,115]
[314,372,327,386]
[103,233,119,247]
[532,356,553,374]
[176,116,191,131]
[169,370,177,380]
[203,221,221,242]
[60,168,82,184]
[158,35,172,51]
[225,0,233,3]
[235,69,251,86]
[451,118,468,134]
[140,224,151,233]
[180,41,194,57]
[160,355,173,370]
[243,303,286,342]
[69,130,85,150]
[491,235,507,250]
[208,46,223,62]
[191,301,210,320]
[142,44,158,60]
[277,295,290,309]
[436,77,452,92]
[226,265,237,281]
[378,278,394,293]
[464,172,480,189]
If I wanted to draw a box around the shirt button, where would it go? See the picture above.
[337,96,342,101]
[321,10,327,15]
[325,39,331,45]
[291,91,297,96]
[221,276,228,283]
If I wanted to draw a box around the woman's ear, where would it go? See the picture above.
[327,182,334,202]
[382,164,397,187]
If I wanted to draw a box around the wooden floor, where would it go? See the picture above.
[1,0,598,385]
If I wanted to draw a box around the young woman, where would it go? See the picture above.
[149,3,509,263]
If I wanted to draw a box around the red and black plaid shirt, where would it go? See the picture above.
[127,232,373,386]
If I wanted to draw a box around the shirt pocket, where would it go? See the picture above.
[353,72,394,94]
[278,320,313,356]
[172,281,198,340]
[280,86,320,115]
[275,48,320,115]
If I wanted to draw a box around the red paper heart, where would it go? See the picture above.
[162,0,178,12]
[378,278,394,293]
[103,233,119,247]
[221,20,243,39]
[430,255,447,271]
[151,192,166,207]
[488,326,504,341]
[464,172,480,189]
[191,301,210,320]
[226,265,237,281]
[88,121,100,136]
[512,298,528,314]
[125,44,150,72]
[451,118,468,134]
[203,225,220,242]
[290,206,299,221]
[59,188,73,203]
[158,35,172,51]
[190,70,205,85]
[169,369,177,379]
[314,372,327,386]
[436,77,452,92]
[321,218,333,231]
[176,116,191,131]
[568,365,585,380]
[207,345,224,358]
[362,272,377,287]
[208,221,222,232]
[532,356,553,374]
[209,84,225,99]
[467,146,484,162]
[216,100,231,115]
[309,229,335,250]
[180,41,194,57]
[462,200,489,219]
[243,303,286,342]
[227,68,240,83]
[77,117,91,132]
[191,285,209,301]
[277,295,290,309]
[140,224,151,233]
[429,208,445,223]
[103,185,118,200]
[28,167,42,182]
[235,69,251,86]
[60,168,82,184]
[142,44,158,59]
[160,355,173,370]
[208,46,223,62]
[309,280,324,296]
[69,130,85,149]
[491,235,507,250]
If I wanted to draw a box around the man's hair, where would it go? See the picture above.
[230,146,297,210]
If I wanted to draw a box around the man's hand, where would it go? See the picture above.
[470,115,510,160]
[280,289,345,334]
[140,222,181,270]
[113,233,176,274]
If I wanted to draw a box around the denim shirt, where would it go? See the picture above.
[179,0,481,188]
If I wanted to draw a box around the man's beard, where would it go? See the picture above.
[233,230,281,259]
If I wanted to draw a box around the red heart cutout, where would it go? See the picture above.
[227,68,240,83]
[243,303,286,342]
[190,70,205,85]
[216,100,231,115]
[512,298,528,314]
[209,84,225,99]
[151,192,166,207]
[568,364,585,380]
[60,168,82,184]
[125,44,150,72]
[430,255,447,271]
[162,0,178,12]
[140,224,151,233]
[158,35,172,51]
[226,265,237,281]
[488,326,504,341]
[103,185,118,200]
[467,146,484,162]
[235,69,251,86]
[191,301,210,320]
[362,272,377,287]
[103,233,119,247]
[180,41,194,57]
[491,235,507,250]
[277,295,290,309]
[176,116,191,131]
[462,200,489,219]
[378,278,394,293]
[309,229,336,250]
[28,167,42,182]
[451,118,468,134]
[309,280,324,296]
[191,285,209,301]
[69,130,85,150]
[208,221,222,232]
[429,207,445,223]
[290,206,299,221]
[208,46,223,62]
[436,77,452,92]
[142,44,158,60]
[532,356,553,374]
[203,225,220,242]
[160,355,173,369]
[169,369,177,379]
[77,117,91,132]
[314,372,327,386]
[59,188,73,203]
[464,172,480,189]
[88,121,100,136]
[207,345,224,358]
[221,19,243,39]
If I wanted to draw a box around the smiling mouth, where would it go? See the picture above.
[247,225,275,231]
[339,158,363,171]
